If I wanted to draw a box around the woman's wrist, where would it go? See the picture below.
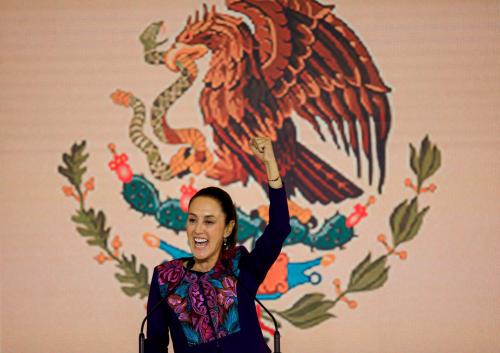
[267,167,283,189]
[268,178,283,189]
[263,154,282,188]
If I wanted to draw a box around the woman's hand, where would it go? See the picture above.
[249,137,276,164]
[249,137,283,188]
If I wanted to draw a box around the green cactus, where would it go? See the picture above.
[156,199,188,233]
[123,175,161,216]
[121,174,357,250]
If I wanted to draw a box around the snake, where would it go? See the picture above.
[111,21,212,181]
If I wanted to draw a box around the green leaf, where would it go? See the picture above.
[122,287,140,297]
[414,136,442,186]
[279,293,326,319]
[409,144,419,176]
[96,211,105,231]
[71,210,88,223]
[420,146,434,186]
[297,301,336,322]
[402,197,416,229]
[57,141,88,188]
[399,206,430,244]
[139,264,148,280]
[276,293,336,329]
[290,313,335,329]
[390,200,408,243]
[419,135,430,169]
[116,273,135,281]
[395,198,418,246]
[348,255,388,293]
[58,167,73,181]
[115,254,149,299]
[286,293,325,311]
[364,266,390,291]
[71,208,110,249]
[86,237,106,247]
[348,253,372,289]
[426,146,441,180]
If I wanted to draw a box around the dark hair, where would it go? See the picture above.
[188,186,238,251]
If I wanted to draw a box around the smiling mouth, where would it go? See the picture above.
[194,237,208,248]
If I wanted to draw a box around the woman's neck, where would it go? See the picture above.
[191,258,217,272]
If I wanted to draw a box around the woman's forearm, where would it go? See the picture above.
[249,137,283,189]
[265,158,283,189]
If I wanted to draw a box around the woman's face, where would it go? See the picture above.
[186,196,234,269]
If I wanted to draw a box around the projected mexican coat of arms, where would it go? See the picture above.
[58,0,441,336]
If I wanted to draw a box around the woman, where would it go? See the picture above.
[146,137,291,353]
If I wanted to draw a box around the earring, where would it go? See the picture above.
[223,237,228,247]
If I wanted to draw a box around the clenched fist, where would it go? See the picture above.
[249,137,277,164]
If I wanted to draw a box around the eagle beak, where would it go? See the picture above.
[164,43,208,72]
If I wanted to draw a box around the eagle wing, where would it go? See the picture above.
[199,19,294,186]
[226,0,392,191]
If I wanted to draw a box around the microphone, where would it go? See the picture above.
[254,290,281,353]
[222,258,282,353]
[139,296,167,353]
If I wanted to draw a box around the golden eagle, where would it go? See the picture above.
[164,0,391,204]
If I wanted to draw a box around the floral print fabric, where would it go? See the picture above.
[156,248,242,347]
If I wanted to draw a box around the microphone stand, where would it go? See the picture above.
[255,295,281,353]
[139,296,168,353]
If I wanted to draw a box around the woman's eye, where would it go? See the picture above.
[204,220,214,225]
[188,218,196,224]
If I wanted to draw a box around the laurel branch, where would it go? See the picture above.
[58,141,149,299]
[271,135,442,329]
